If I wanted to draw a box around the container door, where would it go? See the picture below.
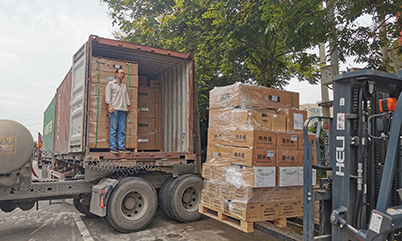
[43,96,56,156]
[69,43,87,152]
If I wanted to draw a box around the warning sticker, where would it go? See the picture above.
[340,97,345,106]
[369,211,383,234]
[0,136,16,155]
[336,113,345,130]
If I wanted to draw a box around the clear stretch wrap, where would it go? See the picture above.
[209,83,299,110]
[201,163,305,221]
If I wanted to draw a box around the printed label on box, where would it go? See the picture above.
[267,151,274,157]
[254,167,276,187]
[291,135,298,141]
[293,113,304,130]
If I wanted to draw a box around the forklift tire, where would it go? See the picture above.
[105,177,157,232]
[73,198,99,219]
[158,176,175,219]
[165,174,203,222]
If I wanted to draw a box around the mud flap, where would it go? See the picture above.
[90,178,118,217]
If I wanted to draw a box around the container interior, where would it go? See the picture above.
[91,41,191,153]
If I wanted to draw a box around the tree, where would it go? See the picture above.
[262,0,402,70]
[102,0,321,89]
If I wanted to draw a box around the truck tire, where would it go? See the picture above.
[105,177,157,232]
[158,176,175,219]
[73,198,99,218]
[0,201,17,213]
[165,174,203,222]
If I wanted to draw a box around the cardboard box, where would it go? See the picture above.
[201,190,213,208]
[209,84,299,109]
[87,108,138,149]
[277,167,300,187]
[276,132,299,150]
[91,57,139,75]
[229,202,260,221]
[258,187,283,201]
[231,186,259,203]
[149,80,162,88]
[278,108,307,133]
[90,66,138,87]
[298,133,317,150]
[90,72,139,87]
[213,164,229,182]
[225,166,276,188]
[209,108,263,129]
[138,87,162,103]
[204,181,219,195]
[239,166,276,188]
[207,146,276,167]
[298,167,317,186]
[138,117,162,134]
[137,133,162,150]
[208,128,276,149]
[279,200,303,218]
[260,202,280,220]
[89,83,138,103]
[261,113,286,132]
[202,163,214,180]
[282,186,303,199]
[137,117,162,150]
[219,184,233,200]
[276,149,301,167]
[139,76,148,86]
[212,197,227,212]
[137,102,162,118]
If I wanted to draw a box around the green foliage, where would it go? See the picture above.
[101,0,402,161]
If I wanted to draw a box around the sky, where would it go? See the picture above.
[0,0,361,141]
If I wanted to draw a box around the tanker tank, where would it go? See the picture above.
[0,120,34,174]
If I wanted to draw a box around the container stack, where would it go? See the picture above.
[200,83,316,232]
[88,57,162,151]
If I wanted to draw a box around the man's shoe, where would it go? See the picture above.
[110,148,119,154]
[119,148,131,154]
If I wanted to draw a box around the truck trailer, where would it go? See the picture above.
[0,35,202,233]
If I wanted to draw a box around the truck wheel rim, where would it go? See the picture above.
[121,190,148,220]
[181,186,200,212]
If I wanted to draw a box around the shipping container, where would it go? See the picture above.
[0,36,203,234]
[42,96,55,155]
[53,69,72,154]
[46,35,201,171]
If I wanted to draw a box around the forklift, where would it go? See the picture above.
[303,70,402,240]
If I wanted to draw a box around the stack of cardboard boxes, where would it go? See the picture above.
[201,83,317,224]
[137,78,162,150]
[88,57,162,151]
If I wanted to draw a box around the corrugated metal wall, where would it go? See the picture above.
[69,44,87,153]
[42,96,56,154]
[54,70,72,154]
[161,60,189,152]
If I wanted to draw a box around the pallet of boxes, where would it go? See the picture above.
[199,83,317,233]
[88,57,162,151]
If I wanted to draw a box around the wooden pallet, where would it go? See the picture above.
[199,204,254,233]
[271,218,287,228]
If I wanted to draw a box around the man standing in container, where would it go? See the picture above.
[105,68,131,154]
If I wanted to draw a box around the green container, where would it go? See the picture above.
[42,96,56,155]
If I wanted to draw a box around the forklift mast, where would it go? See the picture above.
[304,70,402,241]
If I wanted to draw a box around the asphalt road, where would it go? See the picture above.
[0,200,282,241]
[0,162,283,241]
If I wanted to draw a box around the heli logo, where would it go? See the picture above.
[336,136,345,176]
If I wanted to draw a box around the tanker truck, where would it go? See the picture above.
[0,35,203,232]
